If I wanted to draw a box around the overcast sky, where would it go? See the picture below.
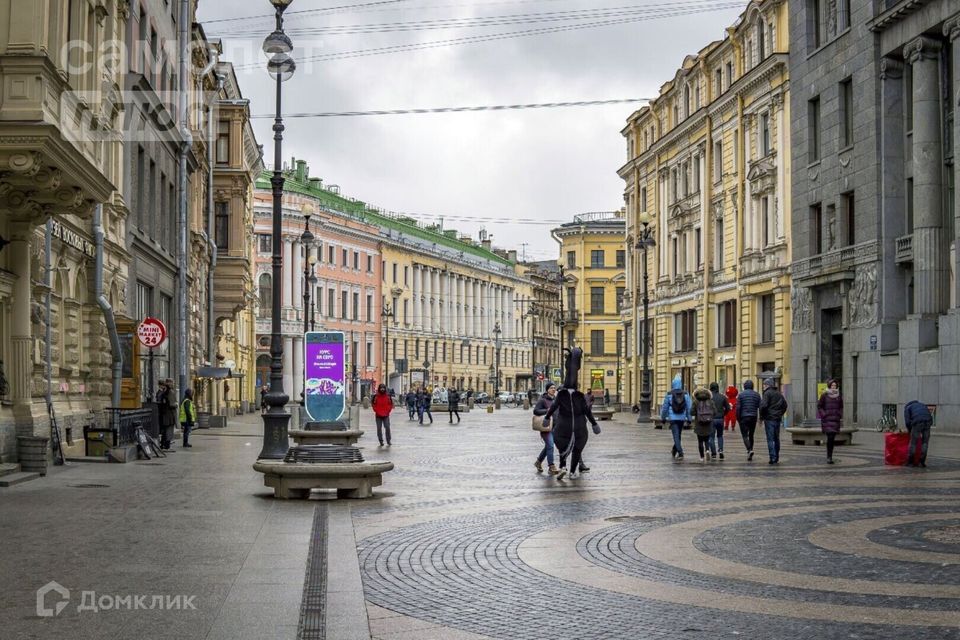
[198,0,744,262]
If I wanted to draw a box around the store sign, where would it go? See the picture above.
[50,220,96,258]
[136,317,167,348]
[304,331,346,422]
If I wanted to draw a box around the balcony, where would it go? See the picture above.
[792,240,878,282]
[560,310,580,325]
[214,254,253,320]
[895,234,913,264]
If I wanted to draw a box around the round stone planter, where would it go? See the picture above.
[17,436,50,476]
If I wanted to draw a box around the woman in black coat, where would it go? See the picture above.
[544,348,599,480]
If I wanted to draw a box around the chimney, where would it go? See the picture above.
[481,239,492,251]
[507,250,517,262]
[295,159,308,182]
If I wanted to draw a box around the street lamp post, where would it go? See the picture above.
[493,321,502,402]
[381,303,393,389]
[636,211,656,422]
[259,0,296,460]
[301,204,315,336]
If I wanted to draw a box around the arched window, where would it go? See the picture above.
[258,273,272,317]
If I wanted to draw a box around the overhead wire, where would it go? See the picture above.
[249,97,649,118]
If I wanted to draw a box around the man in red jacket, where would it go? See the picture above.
[371,384,393,446]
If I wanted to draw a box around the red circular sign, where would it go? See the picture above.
[137,317,167,349]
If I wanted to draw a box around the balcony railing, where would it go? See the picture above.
[561,310,580,325]
[792,240,878,280]
[895,234,913,264]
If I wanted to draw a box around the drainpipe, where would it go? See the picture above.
[44,220,52,408]
[93,205,123,407]
[205,63,223,370]
[176,0,192,399]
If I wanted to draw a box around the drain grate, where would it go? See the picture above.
[67,483,110,489]
[298,504,329,640]
[605,515,662,523]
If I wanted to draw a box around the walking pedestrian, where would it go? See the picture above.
[603,388,610,406]
[709,382,730,459]
[418,388,433,424]
[736,380,762,461]
[724,385,738,431]
[692,387,717,462]
[260,384,269,414]
[179,388,196,449]
[371,383,393,446]
[156,379,177,450]
[544,348,599,480]
[759,378,787,464]
[533,382,559,475]
[904,400,933,468]
[660,375,692,461]
[405,388,417,420]
[448,388,461,423]
[816,379,843,464]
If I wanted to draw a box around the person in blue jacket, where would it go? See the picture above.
[903,401,933,468]
[660,375,692,460]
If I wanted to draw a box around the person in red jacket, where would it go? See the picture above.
[371,384,393,446]
[724,385,738,431]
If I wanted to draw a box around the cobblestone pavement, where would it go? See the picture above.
[353,407,960,640]
[1,407,959,640]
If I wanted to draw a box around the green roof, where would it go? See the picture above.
[255,165,512,266]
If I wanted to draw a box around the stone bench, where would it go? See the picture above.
[592,408,615,421]
[786,426,858,446]
[252,459,394,499]
[289,429,363,446]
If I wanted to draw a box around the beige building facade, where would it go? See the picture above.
[620,0,791,406]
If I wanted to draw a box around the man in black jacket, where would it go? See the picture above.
[709,382,730,459]
[448,388,461,423]
[736,380,762,461]
[759,378,788,464]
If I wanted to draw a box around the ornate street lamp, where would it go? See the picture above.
[259,0,296,459]
[301,203,315,335]
[635,211,656,422]
[381,303,394,388]
[493,321,502,402]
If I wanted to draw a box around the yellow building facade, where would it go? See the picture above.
[620,0,791,406]
[552,212,627,400]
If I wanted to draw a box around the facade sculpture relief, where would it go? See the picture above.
[848,264,878,328]
[791,286,812,332]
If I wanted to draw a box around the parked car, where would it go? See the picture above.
[474,392,490,404]
[498,392,516,405]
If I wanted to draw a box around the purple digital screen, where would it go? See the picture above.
[304,332,345,422]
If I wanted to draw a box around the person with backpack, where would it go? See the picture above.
[724,385,738,431]
[816,379,843,464]
[156,379,177,450]
[709,382,731,459]
[371,383,393,446]
[448,388,461,423]
[904,401,933,467]
[692,387,716,462]
[736,380,762,460]
[660,375,692,460]
[179,388,196,449]
[759,378,787,464]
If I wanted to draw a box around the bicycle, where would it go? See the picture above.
[875,413,898,432]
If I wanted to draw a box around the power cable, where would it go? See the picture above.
[203,0,417,25]
[249,97,648,118]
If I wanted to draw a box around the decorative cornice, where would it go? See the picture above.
[879,57,903,80]
[869,0,933,33]
[944,14,960,42]
[903,36,941,65]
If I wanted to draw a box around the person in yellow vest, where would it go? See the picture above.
[179,388,196,448]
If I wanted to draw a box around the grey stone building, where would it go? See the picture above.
[789,0,960,433]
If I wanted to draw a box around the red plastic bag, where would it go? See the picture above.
[884,432,912,466]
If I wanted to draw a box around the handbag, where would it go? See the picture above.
[531,415,552,432]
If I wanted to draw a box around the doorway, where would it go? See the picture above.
[820,308,843,383]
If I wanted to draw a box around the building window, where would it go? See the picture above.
[808,0,823,50]
[353,251,359,270]
[811,203,823,254]
[567,251,576,269]
[615,250,625,268]
[640,186,647,211]
[759,294,775,344]
[758,21,766,60]
[403,299,409,324]
[732,128,739,166]
[717,300,737,348]
[762,197,772,247]
[566,286,576,311]
[214,202,229,250]
[725,61,733,88]
[673,310,696,352]
[808,96,821,163]
[328,246,335,265]
[341,291,348,319]
[713,140,722,180]
[258,233,271,254]
[840,77,853,148]
[366,341,373,367]
[760,112,771,156]
[258,274,271,316]
[842,191,855,246]
[404,266,409,286]
[590,250,604,268]
[216,121,230,164]
[590,287,605,314]
[715,217,725,270]
[616,286,625,311]
[672,237,679,278]
[590,330,604,355]
[392,262,397,283]
[695,227,702,268]
[367,255,373,272]
[838,0,850,31]
[342,248,348,266]
[327,289,335,318]
[366,294,373,322]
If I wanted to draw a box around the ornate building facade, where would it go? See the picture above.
[552,212,627,399]
[620,0,791,406]
[521,260,562,392]
[788,0,960,432]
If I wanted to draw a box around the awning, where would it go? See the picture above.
[195,367,231,379]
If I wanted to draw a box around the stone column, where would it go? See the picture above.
[282,237,293,308]
[773,93,786,241]
[947,16,960,308]
[292,240,302,317]
[8,225,34,410]
[283,336,294,405]
[292,337,303,402]
[424,267,432,332]
[412,265,421,328]
[879,57,907,341]
[904,36,947,315]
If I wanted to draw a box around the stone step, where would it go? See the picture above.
[0,471,41,487]
[0,463,21,477]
